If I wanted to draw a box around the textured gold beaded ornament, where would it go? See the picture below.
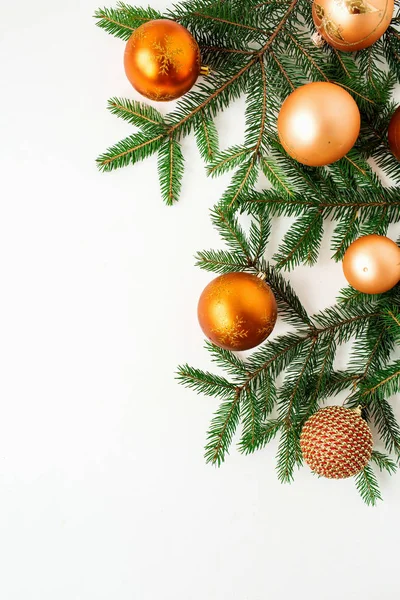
[300,405,373,479]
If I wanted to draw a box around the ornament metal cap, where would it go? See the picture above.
[311,31,325,47]
[200,65,211,76]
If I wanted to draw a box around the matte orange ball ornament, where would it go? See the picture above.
[277,82,360,167]
[124,19,202,101]
[197,272,277,351]
[342,234,400,294]
[312,0,394,52]
[300,406,373,479]
[388,106,400,160]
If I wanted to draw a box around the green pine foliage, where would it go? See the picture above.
[177,202,400,503]
[96,0,400,502]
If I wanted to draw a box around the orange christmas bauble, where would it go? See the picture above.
[300,406,373,479]
[388,106,400,160]
[277,82,360,167]
[197,272,277,351]
[312,0,394,51]
[124,19,201,101]
[342,234,400,294]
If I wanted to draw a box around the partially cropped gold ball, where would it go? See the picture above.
[197,272,277,351]
[342,234,400,294]
[277,82,360,167]
[388,106,400,161]
[312,0,394,52]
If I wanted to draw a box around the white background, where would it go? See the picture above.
[1,1,400,598]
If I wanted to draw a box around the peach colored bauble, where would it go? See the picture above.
[312,0,394,52]
[388,106,400,160]
[342,234,400,294]
[277,82,360,167]
[197,272,277,351]
[300,406,373,479]
[124,19,201,101]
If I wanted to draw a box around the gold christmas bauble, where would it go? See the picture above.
[197,272,277,351]
[342,234,400,294]
[312,0,394,51]
[300,406,373,479]
[277,82,360,167]
[124,19,201,101]
[388,106,400,160]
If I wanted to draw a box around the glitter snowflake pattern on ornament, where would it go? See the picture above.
[146,88,176,101]
[334,0,378,14]
[131,25,148,45]
[257,313,277,338]
[314,4,345,40]
[212,315,249,348]
[152,36,183,75]
[205,279,233,302]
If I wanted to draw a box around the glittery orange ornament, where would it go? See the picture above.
[388,106,400,160]
[300,406,373,479]
[312,0,394,51]
[124,19,205,101]
[277,82,360,167]
[197,272,277,351]
[342,234,400,294]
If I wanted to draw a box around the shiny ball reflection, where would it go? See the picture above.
[342,234,400,294]
[277,82,360,167]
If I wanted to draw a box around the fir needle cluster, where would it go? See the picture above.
[96,0,400,504]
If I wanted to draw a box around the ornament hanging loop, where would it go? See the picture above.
[311,31,325,47]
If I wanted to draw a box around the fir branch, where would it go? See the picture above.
[360,361,400,401]
[94,3,162,40]
[248,212,271,262]
[176,365,236,398]
[370,451,397,474]
[265,267,312,327]
[331,210,360,261]
[276,422,301,483]
[157,137,184,205]
[259,374,278,419]
[98,0,299,171]
[204,340,247,377]
[355,465,382,506]
[182,10,268,34]
[226,157,259,208]
[260,156,294,197]
[97,0,400,502]
[240,419,281,453]
[210,207,253,263]
[383,309,400,339]
[273,210,324,270]
[207,146,254,177]
[107,97,165,128]
[370,397,400,457]
[97,132,164,171]
[199,45,256,55]
[267,48,295,90]
[195,111,219,161]
[204,390,241,465]
[239,389,263,453]
[302,334,336,420]
[195,249,249,274]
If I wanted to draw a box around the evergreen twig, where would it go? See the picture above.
[96,0,400,502]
